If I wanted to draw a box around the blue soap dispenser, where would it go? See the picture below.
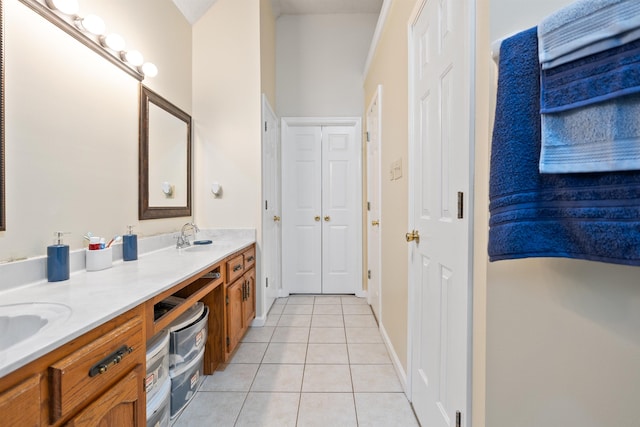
[123,225,138,261]
[47,231,69,282]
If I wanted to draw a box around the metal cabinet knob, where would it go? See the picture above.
[273,216,281,222]
[314,216,321,222]
[371,220,380,226]
[324,216,331,222]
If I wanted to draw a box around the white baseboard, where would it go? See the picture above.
[380,321,408,394]
[277,289,290,298]
[250,314,266,327]
[356,289,368,298]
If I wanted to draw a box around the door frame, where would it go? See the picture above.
[405,0,476,423]
[366,86,383,319]
[280,116,364,297]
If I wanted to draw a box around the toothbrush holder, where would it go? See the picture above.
[86,247,113,272]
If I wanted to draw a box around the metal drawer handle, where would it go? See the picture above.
[246,256,255,262]
[233,264,243,272]
[89,345,133,377]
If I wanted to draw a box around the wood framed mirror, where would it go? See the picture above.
[139,84,192,220]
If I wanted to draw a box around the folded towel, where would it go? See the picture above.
[540,95,640,172]
[489,27,640,265]
[541,37,640,113]
[539,0,640,70]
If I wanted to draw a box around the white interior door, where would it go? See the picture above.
[367,88,382,320]
[409,0,472,426]
[262,95,281,311]
[321,126,360,295]
[282,123,323,294]
[282,118,362,295]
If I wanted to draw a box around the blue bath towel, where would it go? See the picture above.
[539,0,640,69]
[489,27,640,265]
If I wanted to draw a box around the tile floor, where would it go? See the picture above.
[173,295,420,426]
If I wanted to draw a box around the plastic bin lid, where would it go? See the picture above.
[146,376,171,416]
[146,329,170,361]
[169,346,205,378]
[168,302,205,332]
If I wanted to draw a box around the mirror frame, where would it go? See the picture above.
[139,84,192,220]
[1,0,5,231]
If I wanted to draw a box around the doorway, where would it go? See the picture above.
[366,87,382,320]
[281,117,362,295]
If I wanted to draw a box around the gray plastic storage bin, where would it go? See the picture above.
[146,376,170,427]
[168,303,208,370]
[145,329,170,402]
[169,347,205,419]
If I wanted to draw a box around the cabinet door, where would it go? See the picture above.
[0,374,40,426]
[65,366,144,427]
[226,279,244,353]
[243,269,256,328]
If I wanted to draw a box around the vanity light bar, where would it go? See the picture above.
[19,0,158,81]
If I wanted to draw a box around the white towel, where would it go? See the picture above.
[539,0,640,69]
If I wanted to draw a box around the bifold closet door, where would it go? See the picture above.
[282,124,359,294]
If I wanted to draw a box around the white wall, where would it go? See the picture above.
[276,13,378,117]
[485,1,640,426]
[1,0,191,263]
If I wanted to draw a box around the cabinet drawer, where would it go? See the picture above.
[226,255,244,283]
[49,316,144,422]
[0,374,41,426]
[243,246,256,270]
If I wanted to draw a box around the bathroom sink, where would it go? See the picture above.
[0,303,71,351]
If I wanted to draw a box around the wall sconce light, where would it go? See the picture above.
[20,0,158,81]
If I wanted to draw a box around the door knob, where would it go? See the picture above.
[324,216,331,222]
[314,216,321,222]
[405,230,420,243]
[371,220,380,226]
[273,215,281,222]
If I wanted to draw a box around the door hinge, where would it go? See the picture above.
[226,337,230,347]
[367,201,371,211]
[226,296,229,305]
[456,411,462,427]
[265,200,268,210]
[265,121,267,132]
[366,131,370,142]
[457,192,464,219]
[367,270,371,279]
[266,277,269,288]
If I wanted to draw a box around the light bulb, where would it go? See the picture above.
[141,62,158,77]
[123,50,144,67]
[101,33,126,52]
[45,0,79,15]
[75,15,105,36]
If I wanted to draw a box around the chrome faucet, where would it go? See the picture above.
[176,222,200,249]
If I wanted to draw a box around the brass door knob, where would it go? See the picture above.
[324,216,331,222]
[405,230,420,243]
[273,216,281,222]
[315,216,321,222]
[371,220,380,226]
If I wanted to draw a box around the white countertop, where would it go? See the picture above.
[0,236,254,378]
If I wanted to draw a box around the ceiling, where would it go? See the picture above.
[172,0,383,25]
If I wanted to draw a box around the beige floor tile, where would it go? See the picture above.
[264,313,281,326]
[311,314,344,327]
[344,314,378,328]
[200,364,259,392]
[228,342,268,364]
[298,393,357,427]
[287,296,315,305]
[351,365,403,392]
[306,343,349,364]
[341,296,368,305]
[274,297,288,305]
[278,314,312,327]
[342,304,372,315]
[172,391,246,427]
[346,327,383,343]
[313,296,342,304]
[251,364,304,392]
[283,304,314,315]
[355,393,419,427]
[309,327,346,343]
[242,326,275,343]
[235,392,300,427]
[268,304,285,315]
[262,342,308,364]
[302,364,352,392]
[313,304,343,315]
[271,326,310,343]
[348,343,391,364]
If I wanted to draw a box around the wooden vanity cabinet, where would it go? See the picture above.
[224,245,257,359]
[0,374,41,426]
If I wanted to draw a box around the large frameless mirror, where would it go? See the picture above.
[139,84,192,220]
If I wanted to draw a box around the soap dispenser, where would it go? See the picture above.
[47,231,69,282]
[123,225,138,261]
